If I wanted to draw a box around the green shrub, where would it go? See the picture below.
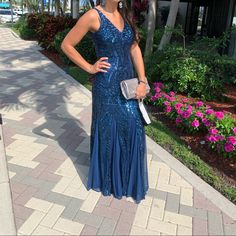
[53,29,96,65]
[29,13,77,50]
[138,27,164,56]
[145,44,224,100]
[16,14,37,40]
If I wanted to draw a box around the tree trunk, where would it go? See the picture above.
[158,0,180,50]
[41,0,44,12]
[63,0,67,13]
[55,0,60,16]
[144,0,157,58]
[47,0,50,12]
[72,0,79,19]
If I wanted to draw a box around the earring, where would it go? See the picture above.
[101,0,106,6]
[118,1,123,9]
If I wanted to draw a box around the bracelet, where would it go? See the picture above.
[138,77,147,85]
[139,80,146,85]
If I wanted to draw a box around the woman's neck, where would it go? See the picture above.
[101,2,118,14]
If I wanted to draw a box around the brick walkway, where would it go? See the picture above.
[0,27,236,235]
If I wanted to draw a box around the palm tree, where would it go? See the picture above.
[144,0,157,58]
[40,0,44,12]
[72,0,79,18]
[158,0,180,50]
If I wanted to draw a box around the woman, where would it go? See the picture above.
[61,0,149,203]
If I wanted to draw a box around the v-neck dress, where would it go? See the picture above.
[86,7,149,203]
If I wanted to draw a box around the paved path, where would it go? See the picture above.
[0,27,236,236]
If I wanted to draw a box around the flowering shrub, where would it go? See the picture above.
[147,82,236,158]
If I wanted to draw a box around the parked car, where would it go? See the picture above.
[0,9,19,23]
[13,8,28,16]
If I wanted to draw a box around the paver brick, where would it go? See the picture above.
[133,204,151,228]
[40,203,65,227]
[147,218,177,235]
[18,210,45,235]
[74,210,104,228]
[150,198,165,221]
[97,217,117,235]
[165,192,180,213]
[53,217,84,235]
[61,198,83,220]
[207,211,224,235]
[164,211,192,228]
[31,225,64,235]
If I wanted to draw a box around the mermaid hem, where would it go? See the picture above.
[87,117,149,203]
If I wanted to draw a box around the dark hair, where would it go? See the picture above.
[95,0,140,44]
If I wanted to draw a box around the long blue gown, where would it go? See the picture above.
[86,7,149,204]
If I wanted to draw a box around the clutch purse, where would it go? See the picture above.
[120,77,150,100]
[120,77,151,125]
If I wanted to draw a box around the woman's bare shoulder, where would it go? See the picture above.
[79,8,99,22]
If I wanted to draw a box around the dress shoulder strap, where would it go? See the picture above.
[93,7,103,22]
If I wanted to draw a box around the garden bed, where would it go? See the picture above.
[40,49,236,189]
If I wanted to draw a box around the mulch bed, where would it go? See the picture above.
[40,49,236,187]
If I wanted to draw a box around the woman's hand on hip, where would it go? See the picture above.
[135,83,146,99]
[89,57,111,74]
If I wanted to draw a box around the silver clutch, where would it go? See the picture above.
[120,77,150,100]
[120,77,151,125]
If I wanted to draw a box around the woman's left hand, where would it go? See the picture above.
[135,83,146,99]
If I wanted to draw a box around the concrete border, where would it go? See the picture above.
[0,114,17,235]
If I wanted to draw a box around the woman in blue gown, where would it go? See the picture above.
[61,0,149,204]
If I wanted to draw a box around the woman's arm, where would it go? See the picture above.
[61,9,110,74]
[130,41,147,99]
[130,41,146,83]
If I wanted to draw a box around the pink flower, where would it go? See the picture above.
[182,110,191,119]
[214,111,224,120]
[165,106,172,113]
[202,118,211,127]
[187,105,193,110]
[210,128,218,135]
[164,101,170,106]
[233,127,236,135]
[207,135,219,142]
[205,109,214,115]
[217,135,225,141]
[169,91,175,97]
[196,101,204,107]
[176,117,182,124]
[224,142,235,153]
[154,82,165,89]
[182,98,189,103]
[155,87,161,93]
[169,97,176,102]
[206,105,211,109]
[192,119,199,128]
[174,103,183,110]
[164,94,170,100]
[151,96,158,101]
[177,109,183,115]
[196,111,204,118]
[227,136,236,145]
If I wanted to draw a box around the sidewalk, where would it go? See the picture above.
[0,27,236,236]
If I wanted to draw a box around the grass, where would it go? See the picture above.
[0,22,19,35]
[67,66,92,91]
[67,66,236,205]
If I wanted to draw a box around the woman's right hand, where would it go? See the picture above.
[89,57,111,74]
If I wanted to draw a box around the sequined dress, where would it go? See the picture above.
[86,7,149,203]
